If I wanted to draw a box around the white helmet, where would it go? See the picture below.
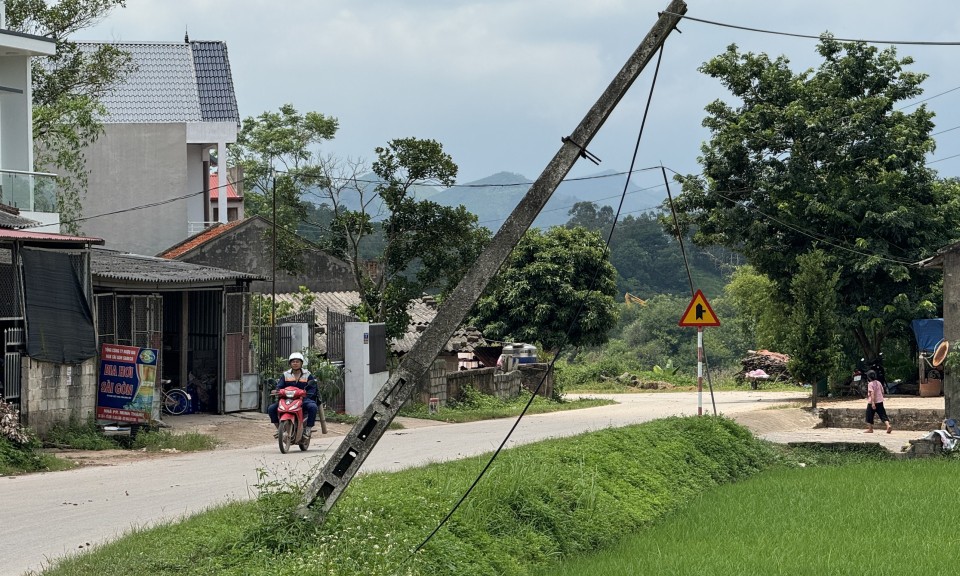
[288,352,307,367]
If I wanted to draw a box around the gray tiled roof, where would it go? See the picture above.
[0,207,39,229]
[77,41,240,125]
[191,41,240,123]
[92,248,260,285]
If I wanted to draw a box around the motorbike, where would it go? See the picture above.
[850,353,887,398]
[275,385,311,453]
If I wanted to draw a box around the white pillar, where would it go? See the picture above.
[217,141,228,223]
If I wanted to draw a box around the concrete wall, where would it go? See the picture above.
[81,123,189,256]
[0,55,32,172]
[177,218,358,293]
[185,143,206,225]
[21,357,98,437]
[819,407,944,431]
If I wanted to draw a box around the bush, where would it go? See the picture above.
[0,400,30,445]
[46,416,116,450]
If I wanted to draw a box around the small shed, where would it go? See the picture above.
[91,248,262,413]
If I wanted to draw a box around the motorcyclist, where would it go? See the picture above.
[268,352,319,439]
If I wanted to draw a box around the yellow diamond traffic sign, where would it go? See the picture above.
[678,289,720,327]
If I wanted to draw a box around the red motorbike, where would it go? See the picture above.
[275,386,311,453]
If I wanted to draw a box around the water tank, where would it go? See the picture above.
[502,343,537,365]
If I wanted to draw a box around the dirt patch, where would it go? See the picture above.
[45,412,357,468]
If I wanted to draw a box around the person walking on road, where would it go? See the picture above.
[865,370,892,434]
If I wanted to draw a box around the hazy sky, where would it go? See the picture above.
[75,1,960,193]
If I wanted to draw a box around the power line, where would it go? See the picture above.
[661,167,919,266]
[276,166,663,190]
[25,177,242,230]
[899,85,960,111]
[666,11,960,46]
[928,152,960,165]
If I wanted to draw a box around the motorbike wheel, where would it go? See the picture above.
[278,420,293,454]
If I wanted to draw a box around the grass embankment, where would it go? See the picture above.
[39,416,774,575]
[542,452,960,575]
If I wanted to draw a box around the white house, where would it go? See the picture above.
[73,39,241,256]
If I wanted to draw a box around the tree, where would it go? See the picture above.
[723,265,789,351]
[472,226,619,353]
[786,251,841,402]
[566,201,614,237]
[232,104,339,275]
[670,38,955,361]
[6,0,134,233]
[324,137,490,339]
[566,203,731,297]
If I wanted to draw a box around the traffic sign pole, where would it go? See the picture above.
[679,289,718,417]
[697,327,703,416]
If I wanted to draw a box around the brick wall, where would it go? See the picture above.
[421,362,552,406]
[22,357,98,436]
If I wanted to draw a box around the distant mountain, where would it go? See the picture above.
[430,169,668,231]
[306,169,668,230]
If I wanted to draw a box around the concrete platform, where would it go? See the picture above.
[741,395,947,456]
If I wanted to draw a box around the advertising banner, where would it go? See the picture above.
[96,343,158,424]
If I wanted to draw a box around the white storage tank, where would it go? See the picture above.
[500,343,537,370]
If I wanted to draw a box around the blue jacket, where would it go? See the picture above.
[276,368,317,401]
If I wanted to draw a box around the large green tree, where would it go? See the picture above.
[7,0,134,233]
[232,104,339,275]
[325,137,490,339]
[671,38,958,360]
[472,226,619,353]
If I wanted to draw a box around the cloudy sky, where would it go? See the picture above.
[75,0,960,192]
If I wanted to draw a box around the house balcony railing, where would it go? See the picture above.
[188,221,219,236]
[0,169,58,213]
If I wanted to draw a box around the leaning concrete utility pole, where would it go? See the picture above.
[299,0,688,521]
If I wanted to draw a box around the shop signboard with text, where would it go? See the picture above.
[96,344,158,424]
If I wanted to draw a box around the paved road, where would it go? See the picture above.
[0,390,899,575]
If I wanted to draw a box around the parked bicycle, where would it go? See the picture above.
[160,379,191,416]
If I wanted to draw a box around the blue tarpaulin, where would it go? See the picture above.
[911,318,944,353]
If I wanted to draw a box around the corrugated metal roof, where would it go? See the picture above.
[92,248,260,284]
[209,172,241,200]
[76,41,239,125]
[0,228,103,244]
[273,290,484,354]
[191,41,240,124]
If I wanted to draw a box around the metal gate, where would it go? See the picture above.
[326,309,358,362]
[3,326,23,409]
[224,291,257,412]
[95,293,163,366]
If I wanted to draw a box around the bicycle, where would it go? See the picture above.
[160,379,191,415]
